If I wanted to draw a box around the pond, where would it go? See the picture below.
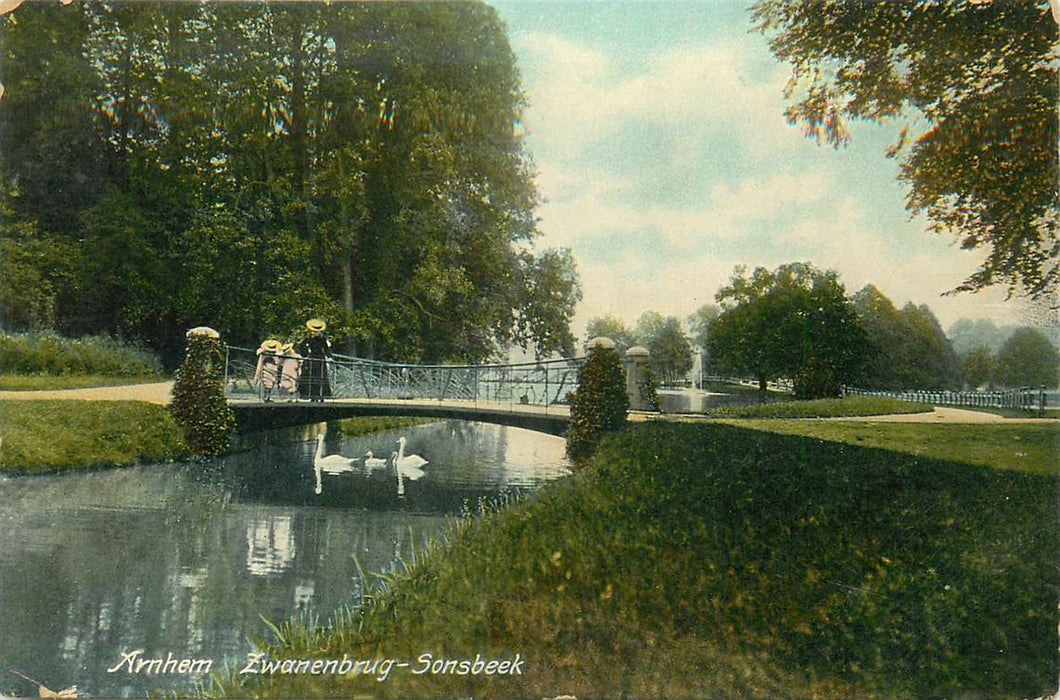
[0,420,570,698]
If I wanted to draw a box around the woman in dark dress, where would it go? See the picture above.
[296,318,332,401]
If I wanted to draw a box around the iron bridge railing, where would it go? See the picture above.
[224,345,582,411]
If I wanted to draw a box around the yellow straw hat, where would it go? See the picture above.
[281,342,295,354]
[306,318,327,332]
[259,339,283,352]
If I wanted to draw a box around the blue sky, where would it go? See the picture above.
[488,0,1024,337]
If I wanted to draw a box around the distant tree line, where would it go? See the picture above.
[585,261,1060,399]
[0,1,580,367]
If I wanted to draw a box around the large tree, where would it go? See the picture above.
[708,262,867,397]
[852,285,960,390]
[0,1,578,365]
[994,327,1060,388]
[752,0,1059,298]
[634,311,694,386]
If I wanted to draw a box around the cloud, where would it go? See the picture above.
[512,29,1025,335]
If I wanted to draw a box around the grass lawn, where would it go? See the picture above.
[0,400,187,474]
[0,373,167,391]
[696,395,934,419]
[725,419,1059,474]
[218,420,1059,700]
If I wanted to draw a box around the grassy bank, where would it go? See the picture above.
[221,421,1058,699]
[0,400,187,475]
[724,420,1059,474]
[697,395,933,418]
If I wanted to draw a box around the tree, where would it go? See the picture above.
[584,315,636,355]
[947,318,1015,357]
[708,262,867,397]
[994,327,1060,388]
[0,2,579,365]
[634,312,693,386]
[752,1,1058,298]
[852,285,960,390]
[960,345,995,390]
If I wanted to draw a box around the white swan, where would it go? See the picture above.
[363,450,388,469]
[394,436,428,473]
[314,435,358,475]
[392,437,428,497]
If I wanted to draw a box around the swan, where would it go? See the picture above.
[392,437,427,497]
[314,434,358,475]
[394,436,428,472]
[363,450,388,469]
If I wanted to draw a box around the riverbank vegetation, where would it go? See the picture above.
[0,400,186,475]
[221,420,1058,699]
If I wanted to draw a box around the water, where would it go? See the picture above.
[0,420,569,698]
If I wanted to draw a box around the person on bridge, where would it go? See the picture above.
[278,342,302,399]
[253,338,283,402]
[297,318,332,402]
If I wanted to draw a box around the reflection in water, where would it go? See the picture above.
[0,421,568,698]
[246,516,297,577]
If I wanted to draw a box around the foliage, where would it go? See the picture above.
[583,315,636,355]
[0,2,578,365]
[0,400,185,475]
[852,285,960,390]
[565,343,629,464]
[639,365,661,411]
[0,329,164,376]
[752,1,1058,298]
[168,333,235,457]
[947,317,1017,357]
[635,311,694,385]
[708,262,868,398]
[701,395,932,419]
[993,327,1060,388]
[959,345,995,390]
[220,422,1058,699]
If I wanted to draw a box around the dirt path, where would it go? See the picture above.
[0,381,174,405]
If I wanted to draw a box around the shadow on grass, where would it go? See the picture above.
[223,422,1058,699]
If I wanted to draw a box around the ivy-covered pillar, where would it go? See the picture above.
[169,327,236,457]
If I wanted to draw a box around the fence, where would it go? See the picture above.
[842,385,1048,413]
[224,346,582,409]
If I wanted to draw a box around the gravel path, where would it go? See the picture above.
[0,381,174,405]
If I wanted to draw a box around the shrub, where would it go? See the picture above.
[566,342,629,464]
[0,329,163,376]
[169,330,235,457]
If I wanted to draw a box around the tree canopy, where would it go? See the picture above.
[852,285,960,390]
[0,1,579,364]
[708,262,867,397]
[752,0,1059,298]
[994,327,1060,388]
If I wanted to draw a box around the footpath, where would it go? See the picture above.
[0,381,174,405]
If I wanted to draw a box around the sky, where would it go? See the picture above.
[487,0,1027,339]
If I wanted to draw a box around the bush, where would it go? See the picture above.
[0,329,163,376]
[169,330,235,457]
[566,342,629,464]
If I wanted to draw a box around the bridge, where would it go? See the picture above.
[224,346,583,435]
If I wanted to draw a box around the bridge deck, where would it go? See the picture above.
[230,397,572,436]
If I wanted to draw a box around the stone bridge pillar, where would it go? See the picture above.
[623,345,652,411]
